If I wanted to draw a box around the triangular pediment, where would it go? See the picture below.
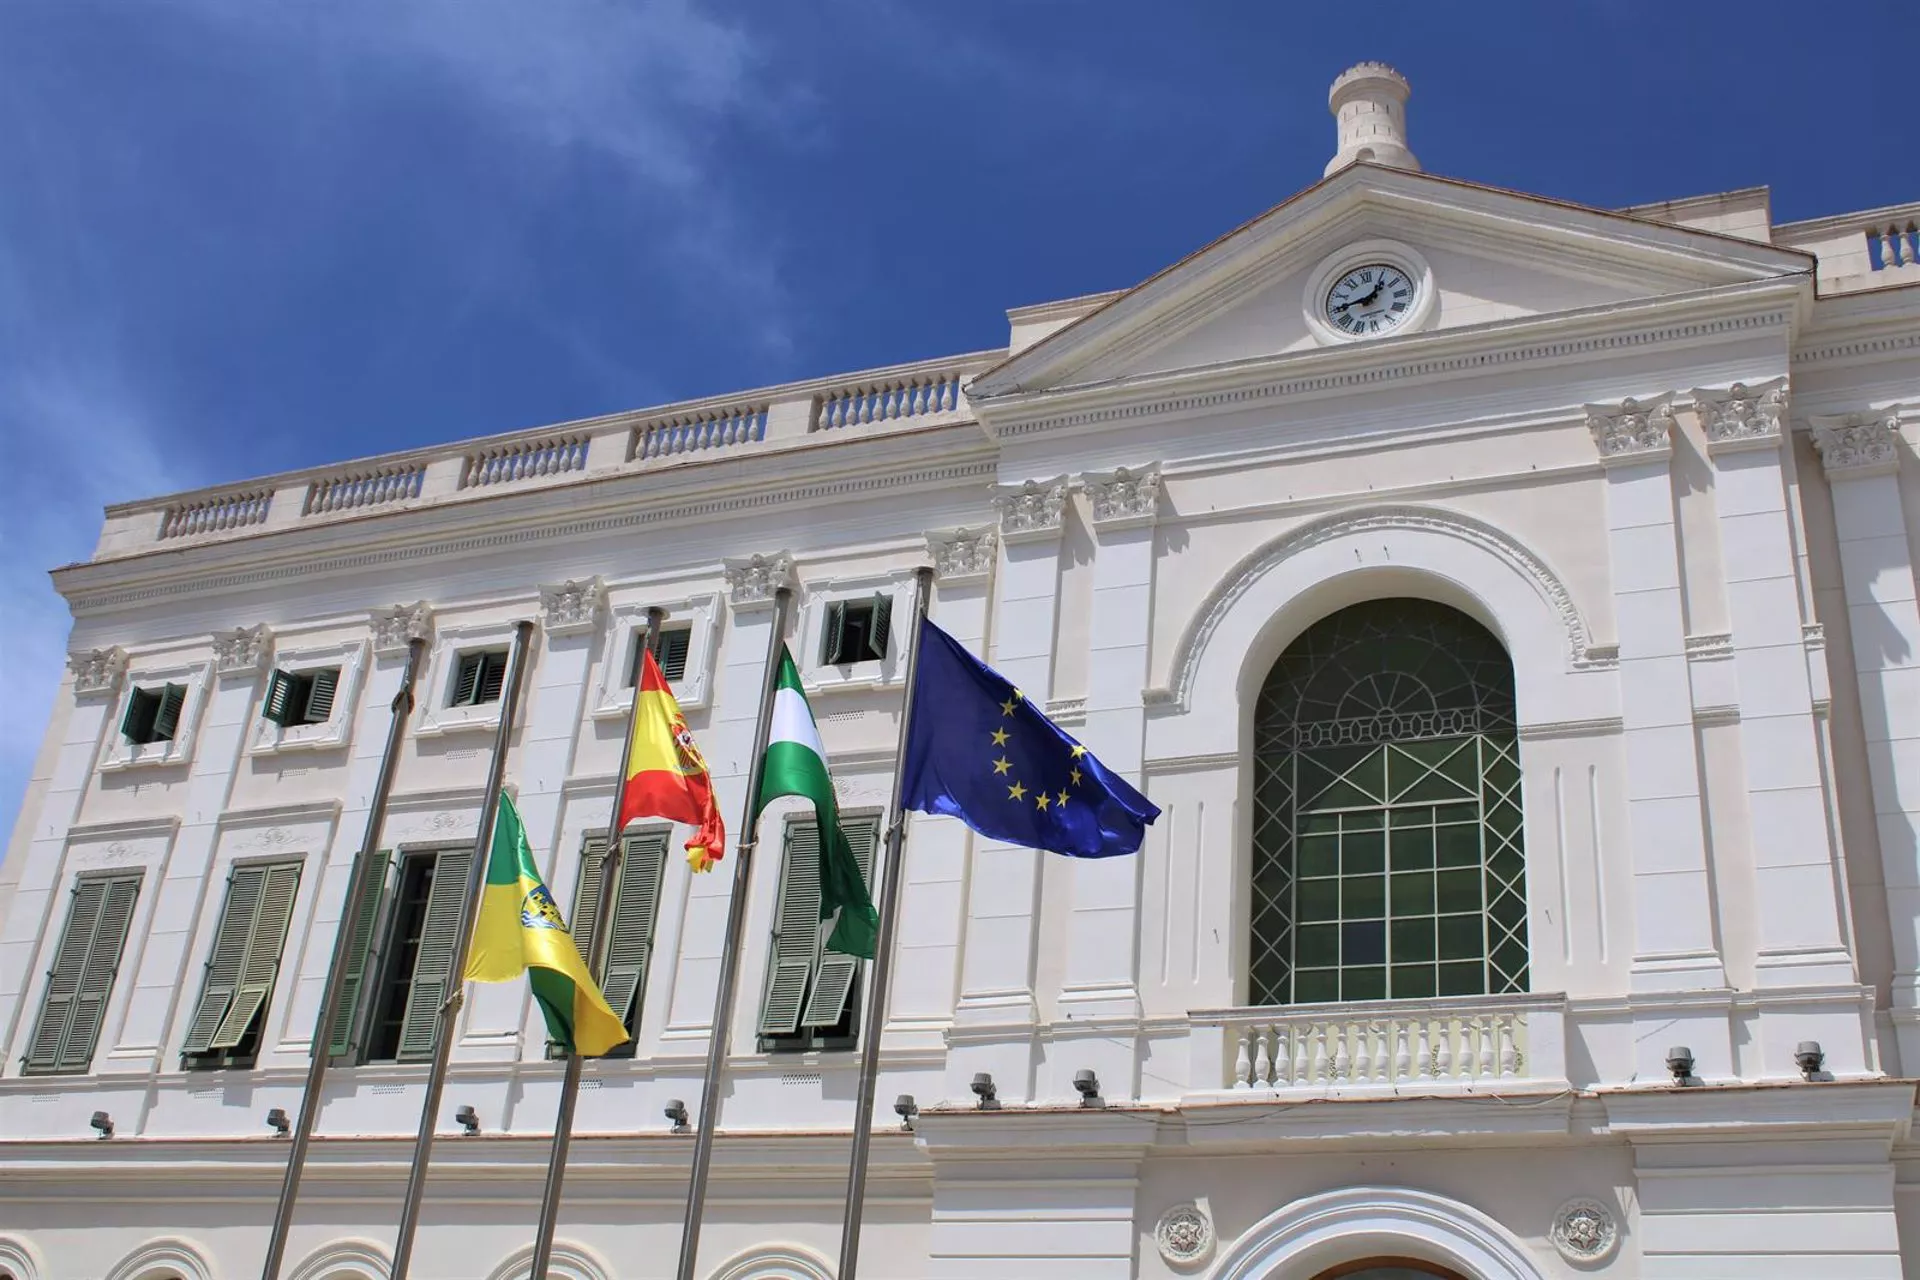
[970,164,1811,399]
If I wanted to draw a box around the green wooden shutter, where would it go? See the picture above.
[210,862,301,1050]
[569,834,613,975]
[865,593,893,661]
[327,851,391,1058]
[122,688,159,744]
[29,873,142,1073]
[823,603,848,665]
[477,652,508,704]
[656,627,692,682]
[452,653,482,706]
[800,816,878,1029]
[263,671,299,726]
[180,865,266,1055]
[759,821,824,1037]
[395,849,474,1061]
[301,668,339,724]
[24,878,109,1072]
[600,829,668,1026]
[152,683,187,741]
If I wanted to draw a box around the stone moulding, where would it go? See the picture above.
[926,525,998,584]
[538,576,606,636]
[1082,462,1163,527]
[67,646,128,699]
[1586,393,1676,465]
[1693,377,1787,455]
[369,601,434,656]
[1811,408,1902,479]
[211,623,272,678]
[724,551,796,607]
[990,475,1070,541]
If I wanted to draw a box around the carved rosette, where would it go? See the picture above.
[1694,378,1787,456]
[538,577,606,637]
[1550,1197,1619,1265]
[1082,462,1162,528]
[926,526,998,585]
[990,475,1069,543]
[212,624,272,679]
[1154,1203,1214,1270]
[68,647,128,700]
[369,602,434,657]
[1586,395,1676,466]
[724,551,796,609]
[1811,410,1902,480]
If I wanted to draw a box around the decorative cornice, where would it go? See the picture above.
[1693,378,1787,456]
[925,526,998,585]
[1585,395,1676,467]
[1081,463,1162,529]
[1044,696,1086,726]
[990,475,1069,543]
[1810,409,1902,480]
[1684,632,1734,661]
[211,624,271,679]
[369,602,433,657]
[67,646,128,700]
[1792,329,1920,368]
[723,551,795,609]
[538,577,606,637]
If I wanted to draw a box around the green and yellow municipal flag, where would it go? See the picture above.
[755,646,878,958]
[464,793,630,1057]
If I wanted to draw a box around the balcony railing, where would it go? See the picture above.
[1190,991,1568,1097]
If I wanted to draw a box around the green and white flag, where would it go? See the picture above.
[755,646,879,958]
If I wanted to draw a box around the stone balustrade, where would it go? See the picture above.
[158,488,273,540]
[811,368,968,431]
[302,462,428,515]
[629,402,767,460]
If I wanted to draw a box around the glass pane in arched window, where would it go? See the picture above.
[1251,599,1526,1006]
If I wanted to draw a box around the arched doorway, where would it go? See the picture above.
[1251,599,1526,1006]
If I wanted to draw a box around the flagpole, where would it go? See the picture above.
[528,607,665,1278]
[674,586,793,1280]
[836,566,934,1280]
[261,635,426,1280]
[390,619,536,1280]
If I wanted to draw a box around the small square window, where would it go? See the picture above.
[122,683,186,745]
[821,595,891,665]
[262,667,341,727]
[626,626,692,686]
[450,650,509,707]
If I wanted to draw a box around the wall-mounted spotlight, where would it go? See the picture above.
[664,1099,691,1134]
[1072,1069,1105,1109]
[1666,1046,1697,1086]
[1795,1040,1828,1082]
[893,1094,918,1132]
[266,1107,290,1137]
[454,1105,480,1137]
[970,1072,1000,1111]
[89,1110,113,1140]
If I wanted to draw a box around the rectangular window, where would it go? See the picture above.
[262,667,341,727]
[23,871,143,1075]
[558,827,670,1059]
[822,595,892,665]
[450,650,509,707]
[181,861,302,1066]
[121,683,187,745]
[758,814,878,1052]
[624,625,692,687]
[324,847,472,1064]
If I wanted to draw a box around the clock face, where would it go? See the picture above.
[1323,262,1417,337]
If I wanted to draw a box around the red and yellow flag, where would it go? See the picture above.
[618,648,727,872]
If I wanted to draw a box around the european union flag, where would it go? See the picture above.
[901,621,1160,857]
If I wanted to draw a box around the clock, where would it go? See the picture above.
[1323,263,1416,337]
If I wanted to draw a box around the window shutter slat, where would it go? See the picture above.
[759,821,824,1037]
[24,879,109,1073]
[800,816,877,1031]
[262,671,297,726]
[477,652,508,704]
[57,874,141,1070]
[569,834,612,977]
[823,603,847,665]
[396,849,473,1062]
[181,866,266,1055]
[866,593,893,661]
[657,628,692,683]
[327,852,390,1058]
[452,653,482,707]
[122,688,159,744]
[152,683,187,742]
[301,668,339,724]
[210,863,301,1051]
[600,830,668,1026]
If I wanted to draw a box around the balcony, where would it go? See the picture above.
[1189,991,1569,1098]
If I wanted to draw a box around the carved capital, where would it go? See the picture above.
[1081,462,1162,528]
[212,624,272,679]
[1694,378,1787,456]
[1586,395,1676,466]
[68,647,128,700]
[1811,409,1902,480]
[724,551,795,609]
[990,475,1069,543]
[369,602,434,657]
[925,526,998,585]
[538,577,606,637]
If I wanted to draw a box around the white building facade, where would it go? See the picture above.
[5,63,1920,1280]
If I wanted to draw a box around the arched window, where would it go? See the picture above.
[1252,599,1525,1006]
[1313,1262,1469,1280]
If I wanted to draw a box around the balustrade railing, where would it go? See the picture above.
[629,404,767,461]
[1194,992,1567,1095]
[302,462,428,515]
[158,489,273,540]
[460,433,590,489]
[1866,222,1920,272]
[812,370,966,431]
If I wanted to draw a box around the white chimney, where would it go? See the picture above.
[1325,62,1419,177]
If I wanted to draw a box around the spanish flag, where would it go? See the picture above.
[464,793,630,1057]
[616,648,727,872]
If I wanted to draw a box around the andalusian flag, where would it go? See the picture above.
[617,648,726,872]
[756,646,878,958]
[465,794,630,1057]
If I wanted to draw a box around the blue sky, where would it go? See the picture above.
[0,0,1910,837]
